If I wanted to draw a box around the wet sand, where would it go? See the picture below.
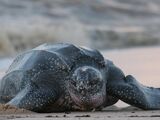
[0,46,160,119]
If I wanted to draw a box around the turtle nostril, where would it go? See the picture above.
[78,87,86,94]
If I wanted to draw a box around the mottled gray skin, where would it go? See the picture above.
[0,43,160,113]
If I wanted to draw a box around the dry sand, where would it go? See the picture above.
[0,46,160,119]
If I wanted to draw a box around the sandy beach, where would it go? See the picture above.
[0,46,160,119]
[1,110,160,120]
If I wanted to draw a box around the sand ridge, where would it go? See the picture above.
[0,104,33,114]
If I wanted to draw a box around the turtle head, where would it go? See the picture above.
[69,66,106,110]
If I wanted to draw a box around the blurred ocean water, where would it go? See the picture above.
[0,58,12,79]
[1,0,160,56]
[0,58,12,71]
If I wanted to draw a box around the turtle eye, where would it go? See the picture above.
[71,80,77,86]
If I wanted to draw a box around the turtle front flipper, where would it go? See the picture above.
[7,82,60,113]
[106,63,160,110]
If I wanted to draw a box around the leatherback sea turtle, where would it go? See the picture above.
[0,43,160,112]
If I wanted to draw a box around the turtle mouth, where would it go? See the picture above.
[69,91,105,110]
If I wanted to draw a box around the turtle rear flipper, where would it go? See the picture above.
[107,64,160,110]
[7,83,59,113]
